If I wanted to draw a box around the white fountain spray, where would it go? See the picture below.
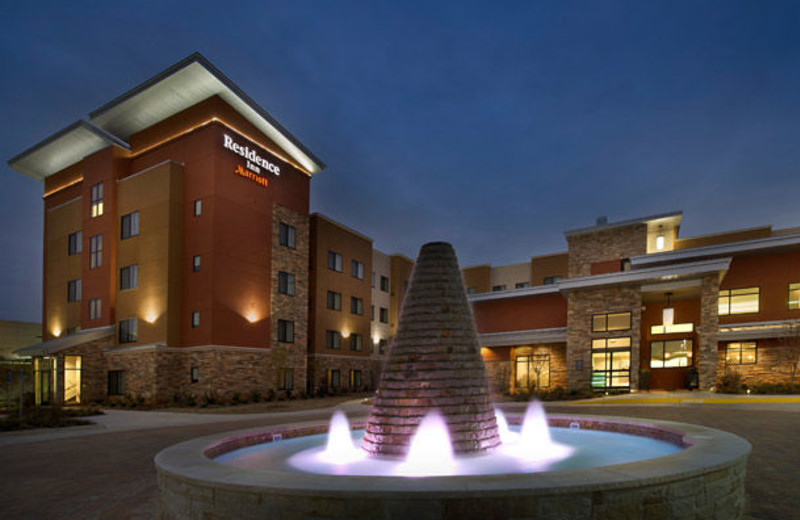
[494,407,516,444]
[396,410,456,477]
[320,410,363,465]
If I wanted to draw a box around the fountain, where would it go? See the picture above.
[156,242,751,520]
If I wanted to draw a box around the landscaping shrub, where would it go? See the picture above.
[718,371,744,394]
[0,406,103,431]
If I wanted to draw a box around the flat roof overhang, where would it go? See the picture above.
[469,284,560,303]
[718,319,800,341]
[13,325,115,357]
[479,327,567,347]
[564,210,683,238]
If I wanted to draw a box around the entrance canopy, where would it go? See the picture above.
[14,326,115,358]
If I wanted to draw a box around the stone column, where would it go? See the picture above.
[697,275,720,390]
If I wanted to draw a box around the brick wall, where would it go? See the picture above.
[309,354,375,393]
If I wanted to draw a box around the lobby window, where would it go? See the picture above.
[328,369,341,389]
[789,282,800,310]
[328,251,343,272]
[192,255,201,272]
[190,367,199,383]
[515,354,550,390]
[592,312,631,333]
[379,339,388,354]
[89,298,102,320]
[351,296,364,315]
[67,279,81,302]
[326,330,342,350]
[718,287,760,315]
[351,260,365,280]
[280,368,294,391]
[350,369,362,389]
[279,222,296,249]
[193,199,202,216]
[492,284,507,292]
[726,342,757,365]
[68,231,82,255]
[515,282,531,289]
[650,339,692,368]
[380,276,389,292]
[119,264,139,291]
[327,291,342,311]
[120,211,140,240]
[591,337,631,389]
[278,272,295,296]
[90,183,104,218]
[543,276,562,285]
[89,235,103,269]
[191,311,200,328]
[118,318,138,343]
[350,333,363,352]
[380,307,389,324]
[108,371,125,396]
[278,319,294,343]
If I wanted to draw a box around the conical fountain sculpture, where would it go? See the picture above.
[362,242,501,457]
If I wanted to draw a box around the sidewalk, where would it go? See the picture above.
[566,390,800,405]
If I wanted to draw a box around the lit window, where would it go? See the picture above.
[789,282,800,310]
[515,282,531,289]
[279,222,296,249]
[380,307,389,324]
[118,318,138,343]
[68,231,82,255]
[592,312,631,332]
[650,340,692,368]
[90,183,104,218]
[651,323,694,335]
[278,319,294,343]
[492,285,506,292]
[718,288,759,315]
[351,260,365,279]
[350,369,362,388]
[328,251,343,272]
[108,371,125,395]
[191,311,200,328]
[726,342,757,365]
[350,297,363,315]
[350,334,363,352]
[192,255,201,272]
[327,291,341,310]
[120,211,139,240]
[515,354,550,390]
[89,235,103,269]
[326,330,341,350]
[89,298,102,320]
[119,264,139,290]
[193,199,202,216]
[591,337,631,389]
[280,368,294,390]
[278,272,295,295]
[67,279,81,302]
[380,276,389,292]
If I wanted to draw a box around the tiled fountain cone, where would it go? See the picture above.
[362,242,501,457]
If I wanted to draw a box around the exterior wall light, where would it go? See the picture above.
[656,225,666,251]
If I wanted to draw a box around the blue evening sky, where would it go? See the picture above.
[1,1,799,322]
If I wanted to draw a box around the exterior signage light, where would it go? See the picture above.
[234,164,268,188]
[223,134,281,176]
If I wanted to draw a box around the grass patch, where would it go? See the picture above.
[0,406,104,431]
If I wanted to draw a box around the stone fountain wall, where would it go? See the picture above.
[361,242,500,456]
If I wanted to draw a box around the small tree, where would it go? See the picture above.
[780,324,800,385]
[529,355,549,391]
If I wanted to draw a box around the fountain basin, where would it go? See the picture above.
[155,414,751,520]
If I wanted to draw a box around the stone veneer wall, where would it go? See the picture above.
[484,360,510,394]
[697,275,720,389]
[716,338,798,386]
[567,224,647,278]
[510,344,567,392]
[308,354,375,392]
[567,286,642,391]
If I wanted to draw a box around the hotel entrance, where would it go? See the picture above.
[34,357,55,405]
[33,355,82,405]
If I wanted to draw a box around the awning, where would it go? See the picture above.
[479,327,568,347]
[13,326,116,358]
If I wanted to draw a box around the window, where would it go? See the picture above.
[67,279,81,302]
[327,291,341,310]
[190,367,199,383]
[467,287,477,295]
[351,260,365,279]
[370,305,375,321]
[192,255,201,272]
[543,276,562,285]
[193,199,202,216]
[89,298,102,320]
[328,369,340,389]
[278,272,295,296]
[350,334,363,352]
[718,287,760,315]
[191,311,200,328]
[651,323,694,335]
[108,371,125,396]
[279,222,296,249]
[326,330,341,350]
[789,282,800,310]
[592,312,631,332]
[726,342,757,365]
[118,318,138,343]
[515,282,531,289]
[591,337,631,389]
[371,272,376,288]
[119,264,139,290]
[68,231,82,255]
[350,369,362,389]
[650,339,693,368]
[328,251,343,272]
[90,183,103,218]
[120,211,139,239]
[492,284,507,292]
[278,319,294,343]
[351,297,363,315]
[89,235,103,269]
[515,354,550,390]
[380,276,389,292]
[280,368,294,390]
[380,307,389,324]
[379,339,388,354]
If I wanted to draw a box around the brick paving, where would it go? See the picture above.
[0,403,797,519]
